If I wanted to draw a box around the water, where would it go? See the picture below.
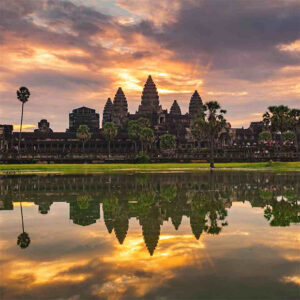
[0,172,299,300]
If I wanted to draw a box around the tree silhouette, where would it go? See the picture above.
[16,86,30,155]
[127,120,140,154]
[263,105,291,146]
[103,122,117,158]
[288,108,300,153]
[192,101,227,168]
[259,131,272,143]
[127,117,152,155]
[76,125,91,152]
[160,134,176,155]
[282,130,295,145]
[140,127,154,154]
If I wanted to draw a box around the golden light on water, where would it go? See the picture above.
[13,202,35,207]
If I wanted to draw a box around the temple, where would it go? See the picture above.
[0,75,299,162]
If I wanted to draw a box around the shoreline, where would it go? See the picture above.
[0,162,299,175]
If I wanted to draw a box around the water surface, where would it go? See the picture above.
[0,172,299,300]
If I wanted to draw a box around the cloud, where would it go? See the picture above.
[144,0,300,81]
[0,0,299,131]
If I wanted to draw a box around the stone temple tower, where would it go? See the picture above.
[102,98,113,127]
[170,100,182,115]
[138,75,162,115]
[111,87,128,128]
[189,90,204,120]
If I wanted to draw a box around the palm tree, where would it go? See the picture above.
[140,127,154,154]
[103,122,117,158]
[16,87,30,154]
[263,105,291,146]
[127,118,152,155]
[127,120,140,154]
[192,101,227,168]
[76,125,91,152]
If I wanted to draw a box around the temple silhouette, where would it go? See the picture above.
[2,75,297,162]
[1,172,299,255]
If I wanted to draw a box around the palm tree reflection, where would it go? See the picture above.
[17,201,30,249]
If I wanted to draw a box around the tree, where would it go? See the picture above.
[192,101,227,168]
[282,130,295,144]
[103,122,118,158]
[160,134,176,154]
[140,127,154,154]
[127,120,140,154]
[259,130,272,143]
[127,117,151,155]
[288,109,300,152]
[263,105,291,146]
[76,125,91,152]
[137,117,150,129]
[192,118,205,151]
[16,87,30,154]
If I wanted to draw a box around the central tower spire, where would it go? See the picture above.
[138,75,161,115]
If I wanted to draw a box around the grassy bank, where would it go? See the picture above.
[0,162,299,175]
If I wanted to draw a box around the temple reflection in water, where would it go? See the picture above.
[0,172,299,255]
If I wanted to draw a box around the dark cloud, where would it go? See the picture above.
[146,0,300,81]
[8,69,110,90]
[135,245,300,300]
[131,51,152,59]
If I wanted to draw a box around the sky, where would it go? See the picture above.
[0,0,300,131]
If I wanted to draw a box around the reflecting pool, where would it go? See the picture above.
[0,172,299,300]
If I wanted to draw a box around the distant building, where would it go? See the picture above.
[0,125,13,152]
[34,119,53,134]
[68,107,100,133]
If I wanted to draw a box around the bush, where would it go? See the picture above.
[136,152,150,163]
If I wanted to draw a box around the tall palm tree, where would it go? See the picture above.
[140,127,154,154]
[16,87,30,154]
[76,125,91,152]
[127,120,140,154]
[192,101,227,168]
[103,122,118,158]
